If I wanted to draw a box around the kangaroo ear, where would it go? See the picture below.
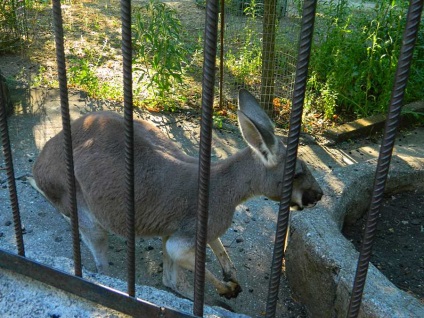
[238,109,279,167]
[238,89,275,134]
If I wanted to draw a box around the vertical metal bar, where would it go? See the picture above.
[347,1,423,317]
[193,0,219,315]
[51,0,82,277]
[120,0,135,297]
[265,1,317,317]
[0,78,25,257]
[219,0,225,109]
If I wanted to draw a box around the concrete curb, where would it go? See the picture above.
[324,101,424,142]
[0,252,250,318]
[285,156,424,317]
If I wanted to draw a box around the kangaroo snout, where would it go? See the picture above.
[290,188,323,211]
[302,188,323,208]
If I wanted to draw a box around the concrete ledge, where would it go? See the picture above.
[285,156,424,317]
[0,252,249,318]
[324,114,387,142]
[324,101,424,142]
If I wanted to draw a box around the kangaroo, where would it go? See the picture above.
[29,89,323,300]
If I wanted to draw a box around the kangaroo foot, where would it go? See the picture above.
[218,280,242,299]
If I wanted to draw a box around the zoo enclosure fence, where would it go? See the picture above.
[0,0,27,53]
[0,0,423,317]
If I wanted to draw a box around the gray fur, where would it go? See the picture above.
[30,89,323,299]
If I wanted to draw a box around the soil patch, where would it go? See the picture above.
[343,190,424,303]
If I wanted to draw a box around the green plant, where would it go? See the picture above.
[243,0,263,18]
[225,19,262,86]
[0,0,28,52]
[25,0,49,6]
[306,0,423,120]
[68,57,99,94]
[213,113,224,129]
[305,73,338,119]
[67,44,121,100]
[31,65,48,87]
[132,0,189,111]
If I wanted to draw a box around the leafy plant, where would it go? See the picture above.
[225,17,262,87]
[68,58,99,95]
[132,0,189,111]
[67,44,121,100]
[0,0,28,52]
[306,0,423,120]
[213,113,224,129]
[243,0,264,18]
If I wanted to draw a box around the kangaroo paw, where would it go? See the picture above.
[218,280,242,299]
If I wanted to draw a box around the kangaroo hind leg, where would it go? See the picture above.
[164,235,242,299]
[76,203,109,274]
[209,238,239,285]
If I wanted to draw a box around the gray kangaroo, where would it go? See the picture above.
[29,89,323,300]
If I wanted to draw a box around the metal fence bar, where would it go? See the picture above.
[265,0,317,317]
[193,0,219,315]
[0,250,193,318]
[219,0,225,109]
[347,1,423,317]
[51,0,82,277]
[0,73,25,257]
[120,0,136,298]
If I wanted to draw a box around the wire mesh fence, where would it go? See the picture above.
[201,0,301,116]
[0,0,302,121]
[136,0,302,118]
[0,0,27,53]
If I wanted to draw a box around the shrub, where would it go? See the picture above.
[306,0,424,120]
[0,0,28,52]
[132,0,189,111]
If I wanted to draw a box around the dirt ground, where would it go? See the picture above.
[343,190,424,304]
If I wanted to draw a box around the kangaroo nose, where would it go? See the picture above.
[302,189,323,207]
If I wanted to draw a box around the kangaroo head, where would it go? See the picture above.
[237,89,323,210]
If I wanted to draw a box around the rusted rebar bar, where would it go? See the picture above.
[347,1,423,317]
[265,1,317,317]
[193,0,219,315]
[120,0,136,298]
[52,0,82,277]
[219,0,225,109]
[0,76,25,257]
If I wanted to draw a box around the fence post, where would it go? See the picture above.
[261,0,278,116]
